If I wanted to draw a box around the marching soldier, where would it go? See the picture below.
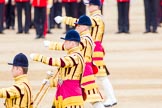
[44,15,105,108]
[87,1,117,106]
[54,0,117,107]
[0,53,33,108]
[14,0,30,34]
[30,30,84,108]
[74,15,105,108]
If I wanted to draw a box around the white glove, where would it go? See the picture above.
[5,0,9,4]
[30,53,36,60]
[83,0,89,4]
[47,4,52,9]
[42,79,50,85]
[54,16,63,24]
[46,71,53,78]
[43,40,50,47]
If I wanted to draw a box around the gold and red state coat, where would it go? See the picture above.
[0,75,33,108]
[32,47,84,108]
[57,10,108,77]
[47,30,103,102]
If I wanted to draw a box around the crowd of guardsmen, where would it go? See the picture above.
[0,0,162,108]
[0,0,161,36]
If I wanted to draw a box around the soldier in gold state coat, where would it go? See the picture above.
[54,0,117,107]
[44,15,105,108]
[30,30,84,108]
[0,53,33,108]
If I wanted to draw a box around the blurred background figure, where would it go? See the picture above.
[32,0,47,39]
[29,2,34,29]
[116,0,130,34]
[78,0,86,17]
[46,0,53,34]
[15,0,30,34]
[62,0,80,33]
[5,0,15,30]
[144,0,159,33]
[0,0,5,34]
[50,0,62,29]
[100,0,104,14]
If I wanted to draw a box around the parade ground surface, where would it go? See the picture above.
[0,0,162,108]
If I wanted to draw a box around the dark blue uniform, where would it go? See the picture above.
[5,0,15,30]
[15,0,30,34]
[144,0,159,33]
[117,0,130,33]
[50,0,62,29]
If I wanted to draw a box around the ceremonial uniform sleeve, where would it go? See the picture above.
[62,16,78,27]
[48,41,65,51]
[0,85,23,99]
[33,54,79,68]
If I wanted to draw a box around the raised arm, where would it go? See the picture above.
[30,53,79,68]
[44,40,65,51]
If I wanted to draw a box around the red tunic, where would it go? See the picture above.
[32,0,47,7]
[0,0,5,3]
